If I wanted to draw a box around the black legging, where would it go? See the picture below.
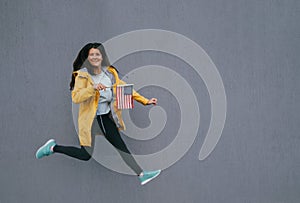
[53,145,92,161]
[53,112,143,175]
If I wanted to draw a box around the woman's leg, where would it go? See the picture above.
[97,113,143,175]
[51,118,97,161]
[36,123,95,160]
[53,145,92,161]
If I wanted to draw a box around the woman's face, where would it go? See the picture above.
[88,48,103,68]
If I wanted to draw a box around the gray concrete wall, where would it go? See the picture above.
[0,0,299,202]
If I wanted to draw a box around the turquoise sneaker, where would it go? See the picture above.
[35,139,56,159]
[139,170,161,185]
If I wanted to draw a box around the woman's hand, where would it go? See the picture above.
[147,98,158,105]
[93,83,106,91]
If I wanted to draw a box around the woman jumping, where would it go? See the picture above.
[36,42,161,185]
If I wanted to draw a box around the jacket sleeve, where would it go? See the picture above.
[119,80,149,105]
[72,75,96,104]
[133,90,149,105]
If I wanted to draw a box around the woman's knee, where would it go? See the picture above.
[81,146,92,161]
[81,153,92,161]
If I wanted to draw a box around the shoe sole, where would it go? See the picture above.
[35,139,55,159]
[141,170,161,185]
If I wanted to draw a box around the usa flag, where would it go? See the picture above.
[116,84,134,109]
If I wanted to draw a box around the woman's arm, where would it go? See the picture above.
[133,91,157,105]
[71,76,96,104]
[132,90,150,105]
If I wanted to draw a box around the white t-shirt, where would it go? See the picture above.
[91,70,112,115]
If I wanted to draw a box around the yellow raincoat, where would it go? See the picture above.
[72,66,149,146]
